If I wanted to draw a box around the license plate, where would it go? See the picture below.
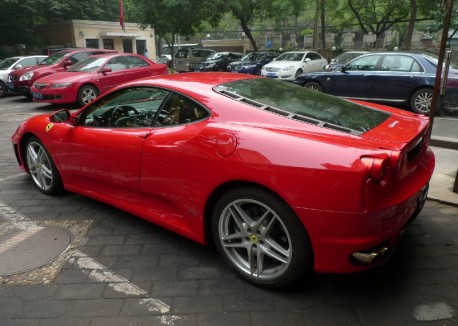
[7,82,14,90]
[176,60,183,64]
[33,92,43,99]
[267,73,277,77]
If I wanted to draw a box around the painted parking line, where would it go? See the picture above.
[0,181,182,324]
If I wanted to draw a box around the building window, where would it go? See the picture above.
[103,39,114,49]
[85,39,100,48]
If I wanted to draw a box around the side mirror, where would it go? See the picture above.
[50,109,77,125]
[63,60,74,68]
[341,65,347,72]
[304,58,311,62]
[13,64,23,70]
[100,66,112,73]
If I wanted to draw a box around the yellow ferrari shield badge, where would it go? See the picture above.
[46,123,54,132]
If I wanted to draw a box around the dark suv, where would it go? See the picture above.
[193,52,244,72]
[227,52,279,75]
[7,48,117,98]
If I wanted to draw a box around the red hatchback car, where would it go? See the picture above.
[31,53,168,106]
[7,48,116,98]
[11,73,434,288]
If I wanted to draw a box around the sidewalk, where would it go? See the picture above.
[429,118,458,206]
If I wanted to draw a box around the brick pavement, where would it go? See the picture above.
[0,95,457,325]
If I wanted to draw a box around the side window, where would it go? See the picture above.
[346,55,381,71]
[155,93,209,127]
[126,56,149,68]
[17,57,36,68]
[307,52,320,61]
[107,56,128,71]
[81,87,170,128]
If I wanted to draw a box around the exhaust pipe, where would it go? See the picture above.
[351,247,389,265]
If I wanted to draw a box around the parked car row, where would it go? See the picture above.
[3,48,168,106]
[294,51,458,115]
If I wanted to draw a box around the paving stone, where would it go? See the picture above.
[198,279,246,295]
[114,255,159,268]
[151,280,199,297]
[0,299,26,318]
[197,312,250,326]
[21,300,72,318]
[55,283,106,300]
[88,317,142,326]
[177,266,221,280]
[70,299,124,317]
[132,267,178,282]
[100,244,142,256]
[251,310,304,325]
[120,297,174,316]
[54,268,89,284]
[223,293,274,312]
[37,318,90,326]
[173,295,223,313]
[157,254,201,267]
[0,320,38,326]
[85,235,126,246]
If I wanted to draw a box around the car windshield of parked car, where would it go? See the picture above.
[68,57,106,73]
[334,52,364,64]
[206,53,226,60]
[0,58,18,69]
[39,51,68,65]
[275,52,304,62]
[214,78,390,134]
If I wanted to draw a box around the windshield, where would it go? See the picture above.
[206,53,226,60]
[0,57,19,70]
[241,53,265,62]
[39,51,68,65]
[334,52,365,64]
[68,57,106,73]
[275,52,304,61]
[214,78,390,134]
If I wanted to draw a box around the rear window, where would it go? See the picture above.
[214,78,390,135]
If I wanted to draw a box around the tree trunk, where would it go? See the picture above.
[313,0,320,50]
[239,15,258,52]
[404,0,417,50]
[320,0,326,49]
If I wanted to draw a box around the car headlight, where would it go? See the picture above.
[50,82,72,89]
[19,71,34,81]
[282,66,294,71]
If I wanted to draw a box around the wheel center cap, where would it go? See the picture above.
[250,234,259,244]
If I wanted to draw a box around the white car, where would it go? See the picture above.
[261,51,328,81]
[0,55,47,97]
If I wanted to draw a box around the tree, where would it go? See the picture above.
[347,0,410,39]
[403,0,417,50]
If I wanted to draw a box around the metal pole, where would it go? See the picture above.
[428,0,453,138]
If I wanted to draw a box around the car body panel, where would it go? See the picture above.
[193,52,243,72]
[12,72,434,275]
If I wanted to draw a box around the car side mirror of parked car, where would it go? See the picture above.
[63,60,74,68]
[100,66,112,74]
[13,64,22,70]
[341,65,347,72]
[304,58,311,62]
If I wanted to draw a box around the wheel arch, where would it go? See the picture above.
[78,82,100,94]
[203,180,310,245]
[409,85,433,101]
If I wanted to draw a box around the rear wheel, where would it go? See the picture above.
[212,186,312,288]
[0,81,6,98]
[304,81,323,92]
[77,85,99,107]
[442,91,458,117]
[25,136,63,195]
[410,88,433,114]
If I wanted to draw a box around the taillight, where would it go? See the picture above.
[361,156,390,184]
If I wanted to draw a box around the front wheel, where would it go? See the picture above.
[212,186,312,288]
[77,85,99,107]
[410,88,433,114]
[304,81,323,92]
[25,137,63,195]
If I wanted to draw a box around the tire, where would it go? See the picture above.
[294,69,303,79]
[304,81,323,92]
[0,81,6,98]
[77,85,99,107]
[442,91,458,117]
[25,136,63,195]
[410,88,433,114]
[212,186,312,288]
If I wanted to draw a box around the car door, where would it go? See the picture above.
[326,54,383,98]
[370,54,424,103]
[49,87,168,203]
[304,52,325,72]
[97,56,129,94]
[125,55,156,80]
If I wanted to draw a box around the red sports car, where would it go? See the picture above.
[31,53,168,106]
[11,73,435,288]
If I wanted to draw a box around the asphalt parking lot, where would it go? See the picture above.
[0,94,457,325]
